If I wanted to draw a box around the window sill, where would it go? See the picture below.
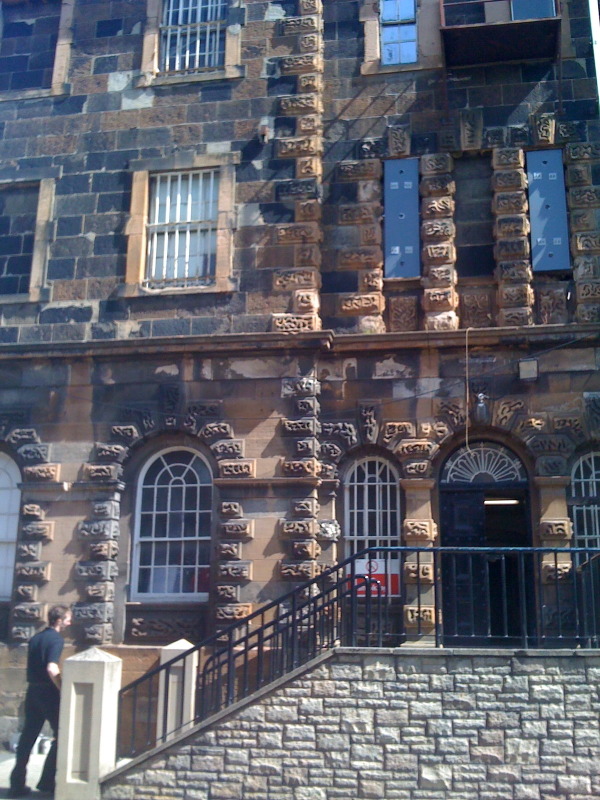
[135,66,245,89]
[128,595,209,604]
[118,278,237,298]
[361,58,443,75]
[0,84,70,104]
[0,287,49,305]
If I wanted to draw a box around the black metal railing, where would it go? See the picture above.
[117,546,600,760]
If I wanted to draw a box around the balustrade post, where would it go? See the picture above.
[55,647,122,800]
[156,639,198,746]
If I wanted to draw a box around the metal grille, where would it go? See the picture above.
[132,449,212,600]
[145,170,219,288]
[380,0,417,65]
[160,0,227,73]
[344,458,401,556]
[441,442,526,484]
[570,452,600,549]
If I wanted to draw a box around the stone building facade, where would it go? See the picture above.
[0,0,598,721]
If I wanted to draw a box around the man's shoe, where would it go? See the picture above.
[7,787,32,798]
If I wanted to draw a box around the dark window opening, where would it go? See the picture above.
[454,155,495,278]
[0,184,38,295]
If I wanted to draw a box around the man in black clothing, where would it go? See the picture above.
[9,605,72,798]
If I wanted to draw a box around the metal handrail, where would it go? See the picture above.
[117,545,600,759]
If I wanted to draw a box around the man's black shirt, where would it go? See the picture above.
[26,627,64,685]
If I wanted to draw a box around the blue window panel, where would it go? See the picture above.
[526,149,570,272]
[384,158,420,278]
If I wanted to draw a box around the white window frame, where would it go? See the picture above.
[131,447,213,603]
[138,0,244,87]
[125,152,239,295]
[344,457,402,558]
[0,454,20,601]
[145,169,220,288]
[380,0,418,65]
[569,452,600,550]
[160,0,228,73]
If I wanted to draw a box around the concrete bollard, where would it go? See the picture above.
[55,647,122,800]
[156,639,198,745]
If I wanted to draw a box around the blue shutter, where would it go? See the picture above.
[384,158,420,278]
[526,149,570,272]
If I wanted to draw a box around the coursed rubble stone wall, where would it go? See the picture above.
[101,649,600,800]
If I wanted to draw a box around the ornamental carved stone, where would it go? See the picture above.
[493,192,528,215]
[492,148,525,169]
[337,246,383,269]
[276,136,321,158]
[403,519,437,543]
[282,377,321,398]
[566,143,600,162]
[219,460,256,478]
[15,584,37,601]
[282,418,321,436]
[421,153,453,176]
[199,422,233,440]
[22,504,45,519]
[387,126,410,157]
[111,425,141,442]
[88,541,119,560]
[538,519,572,540]
[17,542,42,561]
[211,439,244,459]
[82,623,113,644]
[388,296,418,332]
[292,540,321,559]
[294,498,320,517]
[74,561,118,581]
[404,563,434,584]
[221,520,255,538]
[17,444,49,463]
[21,521,54,542]
[218,562,252,580]
[6,429,39,447]
[92,500,120,519]
[273,269,319,291]
[96,444,128,463]
[280,561,317,580]
[337,160,382,182]
[83,464,122,482]
[396,439,438,459]
[15,562,50,582]
[13,603,44,621]
[494,261,532,283]
[538,287,568,324]
[84,582,115,601]
[421,196,455,218]
[584,393,600,436]
[402,460,432,478]
[280,53,322,75]
[279,93,321,114]
[318,520,341,542]
[78,519,120,540]
[280,519,319,538]
[296,438,319,457]
[24,464,60,482]
[221,501,243,518]
[321,422,357,446]
[282,459,320,477]
[218,542,242,560]
[541,562,572,583]
[271,314,321,333]
[73,602,114,623]
[404,606,436,627]
[382,422,416,445]
[216,585,239,602]
[215,604,253,621]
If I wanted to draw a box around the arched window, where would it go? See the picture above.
[344,457,401,557]
[569,452,600,549]
[0,454,20,600]
[132,448,213,601]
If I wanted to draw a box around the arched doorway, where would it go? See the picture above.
[439,442,532,645]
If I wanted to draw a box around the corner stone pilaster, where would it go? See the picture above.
[492,148,534,327]
[420,154,458,332]
[566,143,600,324]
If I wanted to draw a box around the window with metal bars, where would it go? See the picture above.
[380,0,417,65]
[344,457,401,557]
[0,454,20,602]
[569,452,600,550]
[145,170,219,288]
[132,449,213,601]
[160,0,228,73]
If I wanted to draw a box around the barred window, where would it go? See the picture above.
[0,454,20,601]
[569,452,600,550]
[160,0,227,73]
[132,449,213,601]
[380,0,417,65]
[145,170,219,288]
[344,457,401,557]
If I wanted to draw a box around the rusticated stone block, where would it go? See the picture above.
[299,0,323,13]
[460,108,483,150]
[217,561,252,580]
[276,136,321,158]
[576,281,600,302]
[339,203,380,225]
[273,268,320,291]
[221,519,254,538]
[282,458,320,477]
[275,222,321,245]
[404,562,434,584]
[280,53,323,75]
[497,307,533,326]
[493,237,530,260]
[296,243,321,267]
[531,113,555,145]
[199,422,233,440]
[566,163,592,186]
[338,293,385,316]
[572,232,600,254]
[218,541,242,560]
[17,542,42,561]
[111,424,141,442]
[88,541,119,560]
[281,376,321,397]
[420,153,453,176]
[568,186,600,208]
[298,32,323,53]
[298,73,322,93]
[568,209,596,231]
[11,626,34,642]
[420,175,455,197]
[6,429,39,446]
[75,561,118,581]
[404,605,436,628]
[494,215,530,238]
[498,284,534,308]
[13,603,45,621]
[538,287,568,324]
[211,439,244,459]
[337,161,382,182]
[382,422,416,444]
[422,243,456,265]
[494,261,532,282]
[18,444,49,463]
[493,191,528,215]
[23,464,60,482]
[219,460,256,479]
[492,148,525,169]
[22,504,45,519]
[215,604,252,621]
[78,519,120,539]
[271,313,321,333]
[15,562,50,582]
[396,440,439,459]
[360,270,383,292]
[279,94,321,116]
[82,623,113,644]
[73,602,114,623]
[281,15,320,36]
[292,539,321,559]
[21,521,54,541]
[565,142,600,162]
[492,170,527,191]
[421,196,455,218]
[423,264,456,287]
[461,291,493,328]
[337,246,383,269]
[421,218,455,240]
[359,223,382,246]
[280,560,318,580]
[387,126,410,157]
[574,254,600,278]
[83,463,122,482]
[84,582,115,601]
[280,518,319,537]
[539,519,572,540]
[424,311,459,331]
[423,287,457,312]
[215,584,239,602]
[296,199,322,222]
[293,290,320,314]
[576,303,600,322]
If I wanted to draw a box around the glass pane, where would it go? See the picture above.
[197,566,211,592]
[382,41,400,66]
[155,542,167,565]
[137,567,151,594]
[400,39,417,63]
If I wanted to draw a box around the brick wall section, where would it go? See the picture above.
[102,649,600,800]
